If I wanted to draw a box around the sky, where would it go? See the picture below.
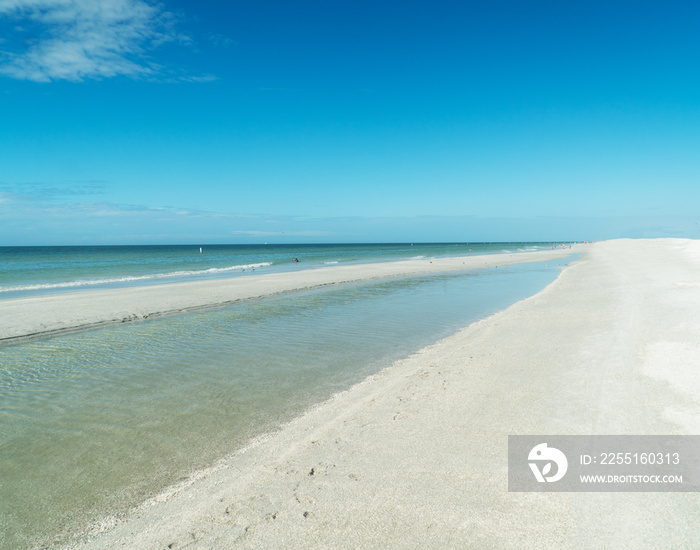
[1,0,699,245]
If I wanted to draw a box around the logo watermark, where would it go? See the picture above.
[528,443,568,482]
[509,436,700,492]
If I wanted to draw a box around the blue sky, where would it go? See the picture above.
[1,0,699,245]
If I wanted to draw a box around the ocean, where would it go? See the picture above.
[0,242,557,299]
[0,243,572,548]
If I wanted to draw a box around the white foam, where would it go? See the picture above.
[0,263,273,294]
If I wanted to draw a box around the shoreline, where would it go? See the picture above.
[67,238,700,549]
[0,247,575,345]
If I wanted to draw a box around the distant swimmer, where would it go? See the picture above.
[292,257,299,263]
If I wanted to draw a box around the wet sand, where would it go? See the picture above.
[68,239,700,548]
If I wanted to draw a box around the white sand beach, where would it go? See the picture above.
[62,238,700,549]
[0,248,574,344]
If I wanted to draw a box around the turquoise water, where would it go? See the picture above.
[0,254,573,549]
[0,242,559,298]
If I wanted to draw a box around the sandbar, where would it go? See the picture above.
[0,248,574,344]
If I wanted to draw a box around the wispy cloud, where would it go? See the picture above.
[206,32,235,49]
[177,74,217,83]
[0,0,187,82]
[0,180,108,200]
[231,230,331,237]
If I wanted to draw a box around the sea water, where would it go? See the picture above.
[0,248,573,549]
[0,242,558,299]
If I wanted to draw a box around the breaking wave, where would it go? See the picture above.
[0,263,273,293]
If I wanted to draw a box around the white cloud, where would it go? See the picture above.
[178,74,217,83]
[0,0,183,81]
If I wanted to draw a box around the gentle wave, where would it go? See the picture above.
[0,263,273,293]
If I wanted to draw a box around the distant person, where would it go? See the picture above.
[292,257,299,263]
